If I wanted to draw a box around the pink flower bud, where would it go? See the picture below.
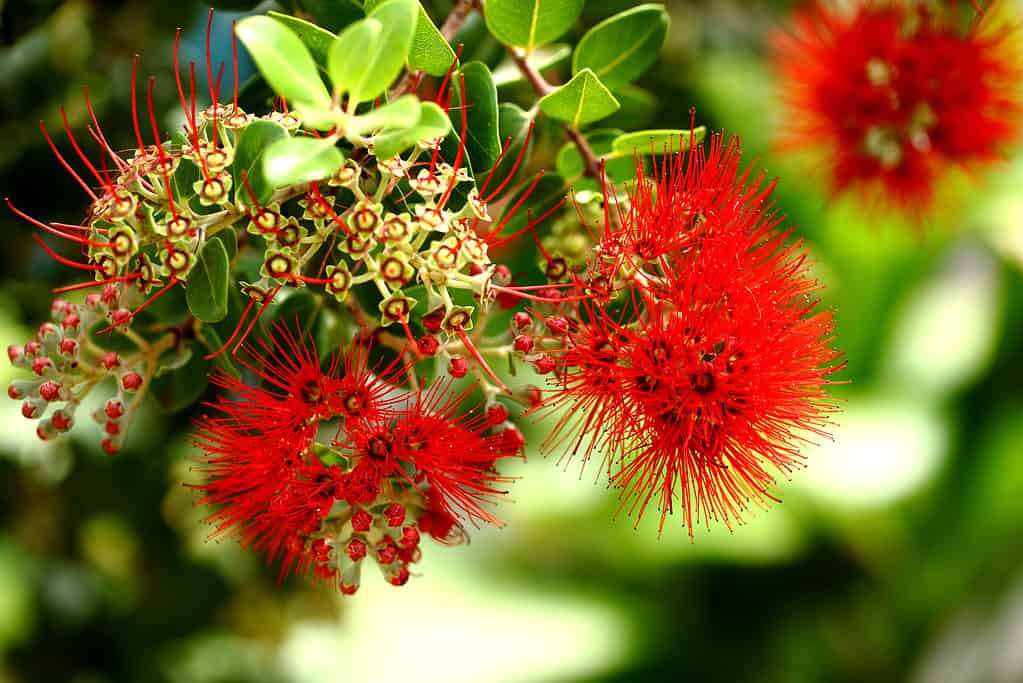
[101,352,120,370]
[36,421,57,441]
[36,322,59,342]
[416,336,439,356]
[23,341,41,358]
[545,316,570,335]
[494,264,512,283]
[351,509,373,532]
[7,383,24,400]
[101,286,119,305]
[534,355,555,374]
[513,335,534,354]
[121,372,143,392]
[346,539,367,562]
[377,543,398,565]
[7,345,24,364]
[104,420,120,436]
[486,404,509,425]
[51,410,73,432]
[105,399,125,419]
[38,381,62,402]
[61,313,81,332]
[399,526,420,549]
[109,309,132,328]
[388,566,410,586]
[449,355,468,378]
[21,400,42,419]
[384,503,406,527]
[84,294,101,308]
[512,312,531,332]
[31,356,53,376]
[422,309,444,334]
[101,438,120,456]
[58,338,78,357]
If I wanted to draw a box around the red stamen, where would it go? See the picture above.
[130,56,147,154]
[233,285,282,354]
[454,327,510,394]
[205,297,255,360]
[483,122,535,203]
[53,272,141,294]
[6,199,112,249]
[38,121,97,200]
[31,235,102,271]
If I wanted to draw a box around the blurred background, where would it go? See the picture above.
[2,0,1023,681]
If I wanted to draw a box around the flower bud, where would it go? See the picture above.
[58,338,78,358]
[422,309,444,334]
[61,313,81,332]
[486,404,509,425]
[351,509,373,532]
[38,381,62,402]
[109,309,132,328]
[36,420,57,441]
[384,503,406,527]
[511,312,532,332]
[7,382,25,400]
[513,335,534,354]
[533,355,555,375]
[21,399,44,419]
[101,352,121,370]
[545,316,570,335]
[105,420,120,436]
[7,344,24,364]
[449,355,468,378]
[493,264,512,284]
[105,399,125,419]
[388,566,410,586]
[121,372,143,392]
[377,543,398,565]
[525,385,543,407]
[37,323,59,343]
[416,336,439,356]
[23,341,41,358]
[31,356,53,377]
[310,538,331,561]
[84,293,102,308]
[101,438,120,456]
[51,410,73,432]
[346,538,367,562]
[399,526,420,549]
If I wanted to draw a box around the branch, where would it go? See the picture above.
[507,48,602,179]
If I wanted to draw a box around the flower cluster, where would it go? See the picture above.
[774,0,1021,210]
[193,325,520,593]
[6,287,163,454]
[526,135,844,535]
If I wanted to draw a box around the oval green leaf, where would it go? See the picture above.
[269,11,338,70]
[366,0,457,76]
[346,95,421,136]
[236,16,331,107]
[263,137,345,188]
[452,61,501,173]
[611,127,707,156]
[538,68,620,128]
[332,0,418,104]
[572,4,669,90]
[186,237,231,323]
[485,0,584,52]
[372,101,451,159]
[231,119,289,208]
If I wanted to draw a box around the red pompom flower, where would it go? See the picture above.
[774,0,1021,211]
[533,133,844,535]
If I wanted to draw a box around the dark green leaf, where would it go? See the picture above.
[199,327,242,379]
[231,119,289,208]
[572,4,669,90]
[236,16,331,107]
[488,103,535,200]
[186,238,231,323]
[269,11,338,70]
[151,350,211,413]
[451,61,501,173]
[538,68,620,127]
[211,227,238,263]
[484,0,584,51]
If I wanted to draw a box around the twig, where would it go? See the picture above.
[508,47,602,178]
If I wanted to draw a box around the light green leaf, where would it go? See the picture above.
[372,101,450,159]
[186,238,231,323]
[236,16,331,107]
[485,0,584,52]
[366,0,457,76]
[451,62,501,172]
[611,128,707,156]
[328,18,383,100]
[538,68,620,128]
[231,119,289,208]
[269,11,338,70]
[572,4,669,90]
[263,137,345,187]
[331,0,418,104]
[346,95,421,136]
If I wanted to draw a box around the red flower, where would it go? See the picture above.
[536,134,843,535]
[774,1,1022,211]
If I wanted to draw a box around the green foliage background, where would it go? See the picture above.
[1,1,1022,681]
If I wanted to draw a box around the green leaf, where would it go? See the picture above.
[492,44,571,87]
[572,4,669,90]
[409,6,458,76]
[231,119,289,208]
[265,290,321,337]
[269,11,338,70]
[366,0,457,76]
[263,137,345,187]
[186,237,231,323]
[372,101,450,159]
[151,350,211,413]
[328,17,383,102]
[170,132,200,199]
[488,103,535,200]
[211,227,238,263]
[330,0,418,104]
[346,95,421,136]
[154,346,194,378]
[611,128,707,156]
[484,0,584,52]
[538,68,620,127]
[236,16,331,107]
[451,62,501,173]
